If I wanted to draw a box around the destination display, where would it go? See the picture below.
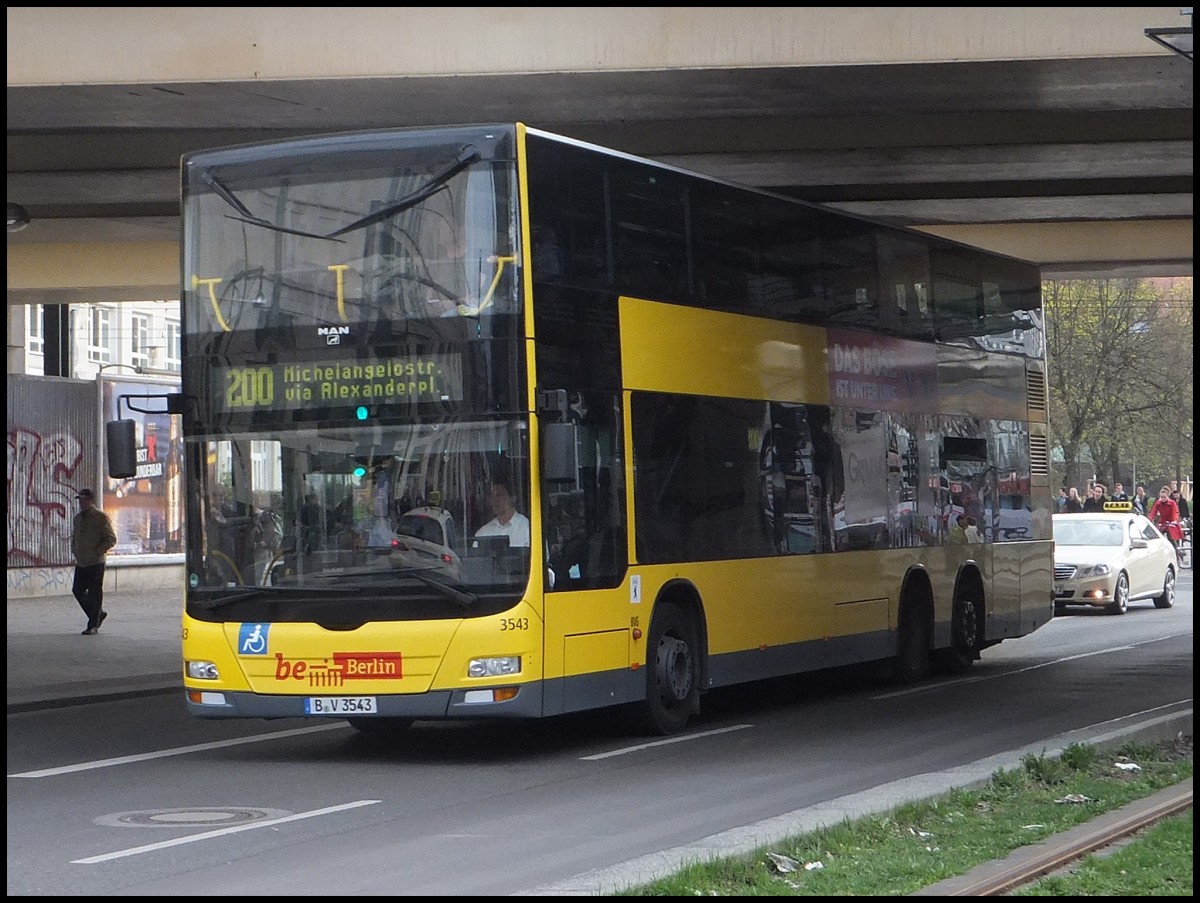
[210,353,465,413]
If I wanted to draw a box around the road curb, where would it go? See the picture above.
[6,677,180,715]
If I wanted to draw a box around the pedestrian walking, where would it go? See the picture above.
[71,488,117,635]
[1065,487,1083,513]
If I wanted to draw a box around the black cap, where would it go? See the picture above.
[77,488,95,499]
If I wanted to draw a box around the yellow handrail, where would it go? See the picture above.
[456,255,517,317]
[193,275,232,332]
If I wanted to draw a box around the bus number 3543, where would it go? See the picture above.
[225,366,275,409]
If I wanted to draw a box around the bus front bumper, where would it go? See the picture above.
[183,683,544,720]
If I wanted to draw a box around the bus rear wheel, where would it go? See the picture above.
[934,596,980,675]
[633,602,699,736]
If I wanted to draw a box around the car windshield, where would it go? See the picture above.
[1055,519,1125,546]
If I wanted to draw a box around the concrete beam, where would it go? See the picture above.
[7,8,1183,86]
[8,220,1191,309]
[6,242,178,306]
[918,220,1194,278]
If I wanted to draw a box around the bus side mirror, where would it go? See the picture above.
[106,419,138,478]
[543,422,578,483]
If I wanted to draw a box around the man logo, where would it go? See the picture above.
[317,325,350,345]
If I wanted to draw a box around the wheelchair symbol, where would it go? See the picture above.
[239,623,269,655]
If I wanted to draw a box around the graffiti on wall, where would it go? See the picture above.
[7,426,84,567]
[7,565,75,593]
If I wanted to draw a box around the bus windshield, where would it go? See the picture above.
[179,126,530,621]
[192,416,531,615]
[182,126,519,336]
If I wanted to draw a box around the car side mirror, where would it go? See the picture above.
[1130,538,1148,549]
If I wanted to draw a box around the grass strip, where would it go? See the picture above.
[619,736,1192,896]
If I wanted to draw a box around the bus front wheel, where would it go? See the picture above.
[634,602,699,735]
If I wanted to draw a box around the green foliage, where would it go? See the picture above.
[1021,749,1071,784]
[1058,742,1098,771]
[1012,811,1193,896]
[1044,277,1193,491]
[619,737,1191,897]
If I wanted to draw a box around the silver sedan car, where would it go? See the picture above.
[1052,512,1178,615]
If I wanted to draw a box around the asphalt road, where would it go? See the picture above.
[6,575,1193,896]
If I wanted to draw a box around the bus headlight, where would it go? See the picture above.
[467,656,521,678]
[186,660,220,680]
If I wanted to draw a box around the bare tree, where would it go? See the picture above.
[1045,278,1192,493]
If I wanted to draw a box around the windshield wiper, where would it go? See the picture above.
[300,565,478,609]
[200,172,342,242]
[327,146,480,237]
[393,566,478,609]
[190,585,357,612]
[202,146,481,241]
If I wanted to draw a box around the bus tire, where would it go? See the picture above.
[347,717,414,737]
[633,602,699,736]
[893,597,931,684]
[934,596,980,675]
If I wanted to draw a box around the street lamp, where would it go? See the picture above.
[1145,8,1194,61]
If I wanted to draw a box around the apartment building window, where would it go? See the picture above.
[165,320,182,372]
[131,313,152,369]
[26,304,44,355]
[87,306,114,364]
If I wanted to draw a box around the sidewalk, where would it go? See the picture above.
[6,589,183,712]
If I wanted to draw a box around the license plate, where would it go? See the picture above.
[1053,584,1064,595]
[304,696,377,715]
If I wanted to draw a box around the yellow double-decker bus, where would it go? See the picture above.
[171,123,1053,735]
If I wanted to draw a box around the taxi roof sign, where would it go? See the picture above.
[1103,501,1134,512]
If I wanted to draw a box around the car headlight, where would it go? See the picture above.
[1075,564,1111,579]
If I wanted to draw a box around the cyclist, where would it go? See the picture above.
[1149,486,1184,557]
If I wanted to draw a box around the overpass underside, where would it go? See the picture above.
[6,7,1193,305]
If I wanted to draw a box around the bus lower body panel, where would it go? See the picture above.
[184,682,546,720]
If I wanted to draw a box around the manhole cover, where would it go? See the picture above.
[97,806,290,828]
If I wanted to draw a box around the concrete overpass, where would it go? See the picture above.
[6,6,1194,309]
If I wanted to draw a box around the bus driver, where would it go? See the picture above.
[475,477,531,548]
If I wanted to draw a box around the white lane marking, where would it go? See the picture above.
[581,723,753,760]
[71,799,381,864]
[873,632,1191,700]
[9,722,351,779]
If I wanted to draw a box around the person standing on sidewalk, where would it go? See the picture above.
[71,488,116,635]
